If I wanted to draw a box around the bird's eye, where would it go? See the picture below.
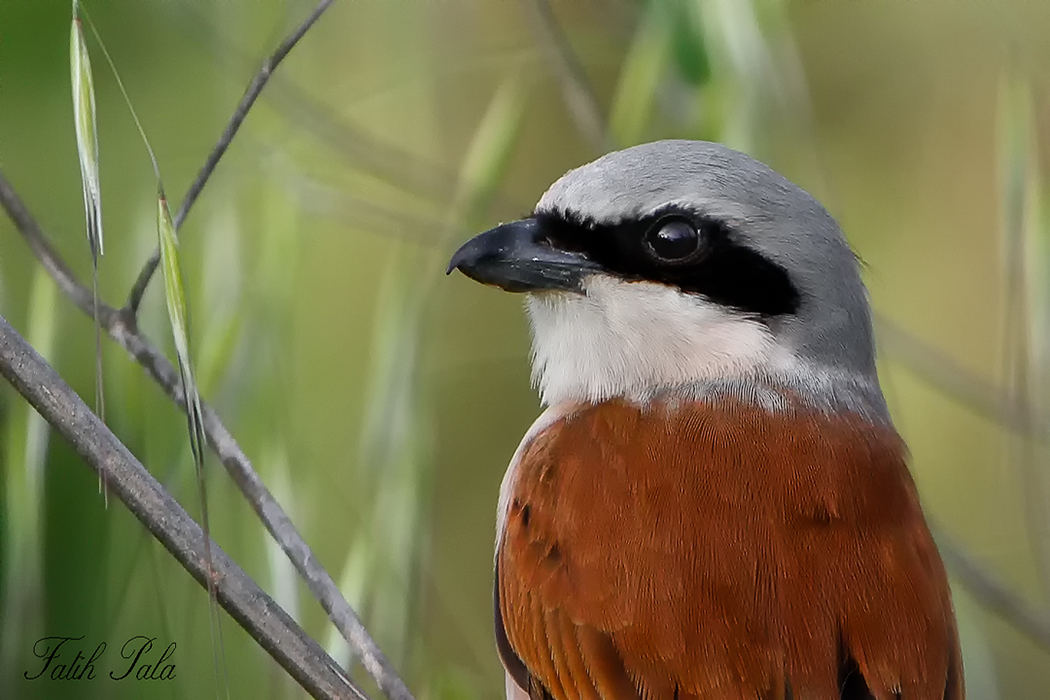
[643,218,700,262]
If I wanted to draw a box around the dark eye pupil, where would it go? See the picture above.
[645,219,699,261]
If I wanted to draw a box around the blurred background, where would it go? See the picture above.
[1,0,1049,698]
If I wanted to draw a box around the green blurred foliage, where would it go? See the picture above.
[0,0,1048,699]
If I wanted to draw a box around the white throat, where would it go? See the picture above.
[526,275,792,406]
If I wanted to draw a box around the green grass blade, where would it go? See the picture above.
[454,79,526,226]
[996,74,1050,600]
[157,191,208,542]
[608,4,670,148]
[70,1,107,503]
[0,267,57,693]
[71,3,103,260]
[668,0,710,87]
[158,190,228,699]
[157,192,205,466]
[81,7,229,681]
[325,533,373,670]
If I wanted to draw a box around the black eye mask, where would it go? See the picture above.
[533,206,801,318]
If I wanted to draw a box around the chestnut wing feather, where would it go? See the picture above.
[496,398,963,700]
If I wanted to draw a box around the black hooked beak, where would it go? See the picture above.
[446,218,599,293]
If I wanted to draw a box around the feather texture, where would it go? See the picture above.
[496,394,962,700]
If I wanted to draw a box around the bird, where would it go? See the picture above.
[446,140,963,700]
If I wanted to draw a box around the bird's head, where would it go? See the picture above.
[448,140,886,417]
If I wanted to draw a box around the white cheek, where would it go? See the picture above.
[526,275,782,406]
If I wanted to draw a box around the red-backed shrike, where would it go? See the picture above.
[448,140,962,700]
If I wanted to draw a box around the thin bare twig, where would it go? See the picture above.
[3,3,413,693]
[124,0,335,316]
[168,1,528,215]
[524,0,610,154]
[875,316,1047,440]
[0,313,365,700]
[933,528,1050,650]
[0,172,415,700]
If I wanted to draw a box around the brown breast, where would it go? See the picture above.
[497,396,963,700]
